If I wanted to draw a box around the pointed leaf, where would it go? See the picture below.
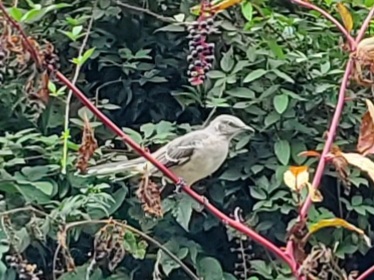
[243,69,267,83]
[309,218,371,246]
[273,94,289,114]
[336,3,353,32]
[274,140,291,165]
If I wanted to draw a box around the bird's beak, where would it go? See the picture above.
[242,125,255,132]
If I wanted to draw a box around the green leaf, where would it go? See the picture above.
[207,70,226,79]
[75,47,95,66]
[173,195,200,231]
[9,7,23,21]
[264,111,280,127]
[243,69,267,83]
[197,257,224,279]
[21,9,43,22]
[352,196,363,206]
[30,181,56,196]
[267,39,285,59]
[272,69,294,83]
[226,87,255,99]
[250,187,267,200]
[72,25,83,36]
[273,94,289,114]
[274,140,291,165]
[220,47,234,72]
[241,1,253,22]
[21,166,50,181]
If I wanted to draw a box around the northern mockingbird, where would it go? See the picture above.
[86,115,254,186]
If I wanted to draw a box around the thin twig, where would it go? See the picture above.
[61,1,97,174]
[0,206,49,219]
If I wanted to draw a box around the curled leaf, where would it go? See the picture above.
[298,150,321,158]
[329,146,351,193]
[306,182,323,202]
[308,218,371,247]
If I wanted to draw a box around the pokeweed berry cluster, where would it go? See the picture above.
[187,1,216,86]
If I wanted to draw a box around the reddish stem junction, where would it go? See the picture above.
[1,1,374,279]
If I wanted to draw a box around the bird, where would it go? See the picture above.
[86,114,254,186]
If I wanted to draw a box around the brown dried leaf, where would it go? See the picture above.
[357,111,374,155]
[37,70,49,104]
[357,99,374,155]
[93,223,126,271]
[286,220,308,264]
[136,176,163,217]
[76,114,98,173]
[352,37,374,85]
[330,146,351,193]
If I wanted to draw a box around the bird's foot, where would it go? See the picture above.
[175,177,187,193]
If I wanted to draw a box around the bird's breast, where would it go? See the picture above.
[171,139,229,185]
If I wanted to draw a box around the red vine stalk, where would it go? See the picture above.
[357,265,374,280]
[0,2,298,277]
[284,2,374,279]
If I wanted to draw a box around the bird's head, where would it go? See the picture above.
[207,114,254,139]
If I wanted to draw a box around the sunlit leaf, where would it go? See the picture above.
[298,150,321,158]
[306,182,323,202]
[190,0,244,15]
[241,1,253,22]
[336,3,353,32]
[309,218,371,246]
[340,152,374,183]
[283,166,309,191]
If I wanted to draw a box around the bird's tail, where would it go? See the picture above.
[86,157,148,176]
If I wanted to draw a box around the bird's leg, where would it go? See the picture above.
[175,177,187,193]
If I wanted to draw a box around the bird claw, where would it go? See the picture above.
[175,177,186,193]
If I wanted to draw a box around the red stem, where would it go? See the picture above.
[284,2,374,279]
[357,265,374,280]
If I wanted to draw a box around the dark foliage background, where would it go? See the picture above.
[1,0,374,279]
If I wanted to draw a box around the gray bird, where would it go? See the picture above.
[86,114,254,186]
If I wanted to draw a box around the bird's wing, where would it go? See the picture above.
[86,156,147,175]
[155,130,209,169]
